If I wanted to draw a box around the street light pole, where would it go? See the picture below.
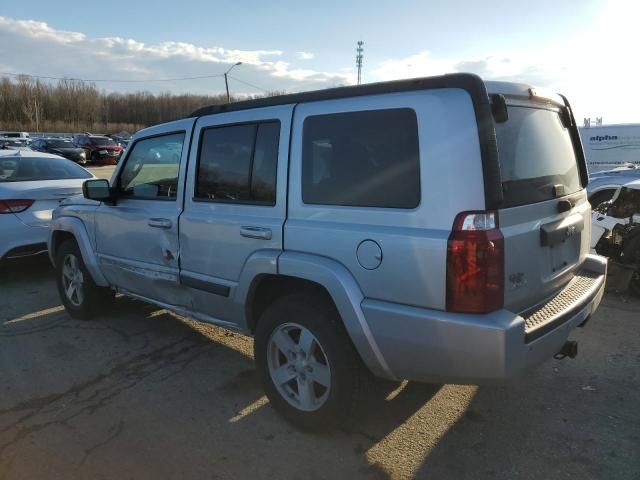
[224,62,242,103]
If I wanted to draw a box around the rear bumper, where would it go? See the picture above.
[362,254,607,383]
[89,149,121,165]
[91,154,118,165]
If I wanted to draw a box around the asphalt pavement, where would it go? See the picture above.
[0,256,638,479]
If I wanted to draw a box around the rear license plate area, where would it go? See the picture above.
[547,236,579,275]
[540,215,583,278]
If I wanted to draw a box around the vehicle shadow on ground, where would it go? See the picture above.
[3,260,640,479]
[0,292,443,479]
[0,256,61,326]
[0,255,53,282]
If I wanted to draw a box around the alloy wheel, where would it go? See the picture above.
[61,253,84,307]
[267,322,331,412]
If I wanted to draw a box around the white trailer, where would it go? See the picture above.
[579,123,640,173]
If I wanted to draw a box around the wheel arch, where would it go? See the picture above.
[244,251,394,380]
[48,217,109,287]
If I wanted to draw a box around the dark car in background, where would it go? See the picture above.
[31,138,87,165]
[73,134,124,165]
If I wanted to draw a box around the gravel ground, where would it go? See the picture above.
[0,257,638,480]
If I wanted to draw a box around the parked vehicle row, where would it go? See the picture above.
[48,74,607,431]
[0,131,131,165]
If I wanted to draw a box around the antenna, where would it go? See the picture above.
[356,41,364,85]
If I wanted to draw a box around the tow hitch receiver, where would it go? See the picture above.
[554,340,578,360]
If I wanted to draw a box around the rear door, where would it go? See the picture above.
[495,97,591,312]
[178,105,291,325]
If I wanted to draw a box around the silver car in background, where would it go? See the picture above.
[0,150,94,261]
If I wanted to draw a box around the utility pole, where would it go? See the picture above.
[224,62,243,103]
[356,41,364,85]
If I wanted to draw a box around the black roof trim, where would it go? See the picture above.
[191,73,485,117]
[189,72,504,209]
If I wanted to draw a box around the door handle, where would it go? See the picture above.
[240,226,272,240]
[148,218,173,229]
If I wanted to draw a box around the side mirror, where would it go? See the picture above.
[82,179,113,203]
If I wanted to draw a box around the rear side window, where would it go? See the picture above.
[495,106,582,207]
[302,108,420,208]
[195,121,280,205]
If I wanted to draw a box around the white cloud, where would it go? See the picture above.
[1,7,638,123]
[370,44,639,124]
[0,16,350,96]
[296,51,314,60]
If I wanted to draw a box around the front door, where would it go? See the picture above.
[95,120,193,307]
[179,105,292,326]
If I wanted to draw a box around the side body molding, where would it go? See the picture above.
[277,251,395,380]
[48,216,109,287]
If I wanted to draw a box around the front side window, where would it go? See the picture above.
[118,132,185,199]
[195,121,280,205]
[302,108,420,208]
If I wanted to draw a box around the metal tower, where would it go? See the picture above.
[356,41,364,85]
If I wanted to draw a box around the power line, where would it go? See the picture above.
[227,75,269,92]
[0,70,224,83]
[0,69,271,95]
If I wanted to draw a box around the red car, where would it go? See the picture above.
[73,134,124,165]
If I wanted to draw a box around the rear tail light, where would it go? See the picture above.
[0,199,35,214]
[446,211,504,313]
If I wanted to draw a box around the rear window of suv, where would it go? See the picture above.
[495,105,582,207]
[302,108,420,209]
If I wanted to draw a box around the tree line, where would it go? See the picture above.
[0,75,270,134]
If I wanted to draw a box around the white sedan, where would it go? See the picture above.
[0,150,95,261]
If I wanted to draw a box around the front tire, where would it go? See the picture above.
[55,239,113,320]
[254,292,368,431]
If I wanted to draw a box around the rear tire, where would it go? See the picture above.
[254,292,369,431]
[55,239,113,320]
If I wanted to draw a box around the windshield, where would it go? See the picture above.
[46,139,74,148]
[91,137,116,146]
[0,157,92,182]
[495,106,582,207]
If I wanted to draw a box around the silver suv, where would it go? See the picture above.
[49,74,607,430]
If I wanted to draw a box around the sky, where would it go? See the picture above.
[0,0,638,123]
